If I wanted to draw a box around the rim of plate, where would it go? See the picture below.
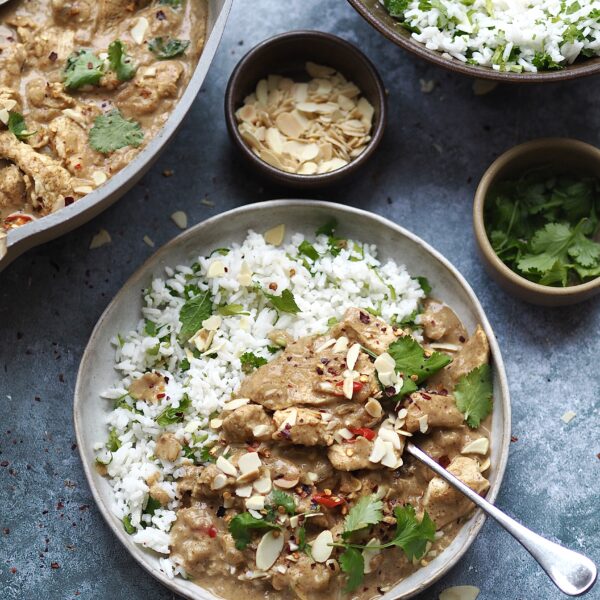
[74,199,511,600]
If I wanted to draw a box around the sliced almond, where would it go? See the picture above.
[131,17,149,45]
[237,261,253,286]
[238,452,262,474]
[263,224,285,246]
[311,530,333,563]
[216,456,237,477]
[342,377,353,399]
[237,469,261,485]
[91,171,107,186]
[479,457,491,472]
[0,108,10,125]
[252,424,271,438]
[365,398,382,419]
[256,530,284,571]
[273,476,299,489]
[211,473,228,490]
[378,427,402,450]
[362,537,381,574]
[332,336,349,353]
[256,79,269,105]
[298,161,318,175]
[223,398,250,412]
[207,260,226,278]
[439,586,480,600]
[265,127,284,154]
[418,415,429,434]
[461,437,489,455]
[306,62,336,78]
[246,495,266,511]
[170,210,188,230]
[381,441,401,469]
[374,352,395,373]
[561,410,576,424]
[369,437,386,463]
[236,484,253,498]
[89,229,111,249]
[346,343,361,372]
[253,473,272,494]
[275,112,306,138]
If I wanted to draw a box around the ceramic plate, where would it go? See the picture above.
[74,200,511,599]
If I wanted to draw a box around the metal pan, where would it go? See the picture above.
[0,0,233,272]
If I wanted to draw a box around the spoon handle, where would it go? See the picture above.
[406,442,597,596]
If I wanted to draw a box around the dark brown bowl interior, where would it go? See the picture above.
[224,30,387,188]
[347,0,600,83]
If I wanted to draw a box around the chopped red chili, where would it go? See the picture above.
[349,427,375,441]
[207,525,218,538]
[334,380,364,394]
[312,493,344,508]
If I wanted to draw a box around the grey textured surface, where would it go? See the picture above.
[0,0,599,599]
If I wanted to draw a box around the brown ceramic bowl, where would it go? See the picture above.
[473,138,600,306]
[347,0,600,83]
[224,30,387,188]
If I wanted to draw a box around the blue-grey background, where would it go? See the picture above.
[1,1,599,599]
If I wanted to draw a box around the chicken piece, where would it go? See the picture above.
[116,61,183,117]
[51,0,97,26]
[221,403,275,442]
[332,307,398,355]
[327,436,380,471]
[403,391,464,433]
[428,325,489,392]
[128,372,166,404]
[330,401,382,430]
[0,165,26,211]
[26,80,76,122]
[272,408,331,446]
[48,115,102,176]
[237,334,379,410]
[178,464,229,500]
[154,432,181,463]
[422,456,490,528]
[0,43,26,88]
[420,299,467,345]
[148,483,171,506]
[220,533,245,566]
[0,87,22,113]
[272,554,333,594]
[98,0,151,28]
[0,131,75,214]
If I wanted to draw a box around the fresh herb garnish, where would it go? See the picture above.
[416,276,432,294]
[228,512,280,550]
[122,515,136,534]
[208,248,230,257]
[271,490,296,515]
[387,336,451,395]
[454,364,493,428]
[240,351,268,373]
[315,218,337,236]
[218,303,249,316]
[144,496,161,517]
[144,319,158,336]
[7,112,36,141]
[107,428,121,452]
[485,168,600,286]
[265,288,301,314]
[343,494,383,538]
[340,547,365,593]
[298,240,319,261]
[297,525,311,555]
[89,109,144,154]
[180,357,191,372]
[179,290,213,341]
[63,49,104,90]
[148,37,190,59]
[155,394,191,426]
[108,40,136,81]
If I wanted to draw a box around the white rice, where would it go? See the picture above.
[96,228,426,577]
[383,0,600,72]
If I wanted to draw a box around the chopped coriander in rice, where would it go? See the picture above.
[96,225,429,576]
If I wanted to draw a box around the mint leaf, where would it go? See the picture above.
[8,112,36,141]
[391,505,436,561]
[148,37,190,59]
[454,364,493,428]
[156,394,191,426]
[265,288,300,314]
[343,495,383,538]
[228,512,280,550]
[108,40,136,81]
[64,49,104,90]
[387,336,451,387]
[271,490,295,515]
[240,351,267,373]
[179,290,212,341]
[340,547,364,593]
[89,109,143,154]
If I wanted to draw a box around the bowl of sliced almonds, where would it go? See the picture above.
[224,30,387,187]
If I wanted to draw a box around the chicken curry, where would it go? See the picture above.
[0,0,207,231]
[144,303,494,599]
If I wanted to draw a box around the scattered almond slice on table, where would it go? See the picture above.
[89,229,111,249]
[235,62,374,175]
[439,585,480,600]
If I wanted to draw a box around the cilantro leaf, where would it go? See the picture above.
[155,394,191,426]
[7,112,36,141]
[240,351,268,373]
[179,290,213,341]
[568,227,600,267]
[144,496,162,517]
[340,547,365,593]
[390,505,436,561]
[122,515,136,534]
[265,288,300,314]
[144,319,158,336]
[108,40,136,81]
[315,218,337,236]
[454,364,493,428]
[63,49,104,90]
[416,276,432,294]
[148,37,190,59]
[89,109,144,154]
[343,495,383,538]
[271,490,296,515]
[387,336,452,390]
[296,525,311,556]
[228,512,280,550]
[298,240,319,261]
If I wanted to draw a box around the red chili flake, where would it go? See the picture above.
[3,528,9,534]
[3,213,34,229]
[438,455,450,468]
[156,9,166,20]
[459,336,466,343]
[320,358,330,365]
[56,501,64,510]
[359,311,371,324]
[207,526,218,538]
[156,393,166,399]
[74,163,82,170]
[312,493,344,508]
[316,367,324,375]
[64,196,74,206]
[384,386,396,397]
[349,427,376,441]
[421,392,431,400]
[511,436,519,443]
[10,567,16,574]
[51,562,60,569]
[86,62,93,69]
[0,461,8,467]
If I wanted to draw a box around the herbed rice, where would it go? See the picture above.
[96,227,426,577]
[382,0,600,72]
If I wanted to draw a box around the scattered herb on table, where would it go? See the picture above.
[7,111,36,141]
[148,37,191,59]
[108,40,136,81]
[89,109,144,153]
[485,168,600,286]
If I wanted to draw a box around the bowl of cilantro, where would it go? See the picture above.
[473,138,600,306]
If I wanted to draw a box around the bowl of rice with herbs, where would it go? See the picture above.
[347,0,600,81]
[74,200,510,599]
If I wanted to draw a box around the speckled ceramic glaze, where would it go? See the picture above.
[74,200,511,600]
[0,0,233,273]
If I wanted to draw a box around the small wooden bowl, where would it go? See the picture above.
[473,138,600,306]
[224,30,387,188]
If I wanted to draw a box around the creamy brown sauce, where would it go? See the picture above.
[0,0,207,230]
[164,305,493,600]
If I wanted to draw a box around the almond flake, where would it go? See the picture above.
[374,352,395,373]
[253,474,272,494]
[363,538,381,574]
[0,109,9,125]
[92,171,107,186]
[315,338,336,353]
[246,495,265,511]
[439,586,480,600]
[235,484,253,498]
[365,398,383,418]
[223,398,250,411]
[202,315,222,331]
[561,410,576,424]
[346,343,361,372]
[273,476,299,489]
[170,211,188,230]
[461,437,489,455]
[263,224,285,246]
[342,377,354,399]
[238,452,262,474]
[369,438,386,463]
[216,456,238,477]
[211,473,228,490]
[311,530,333,563]
[332,336,349,353]
[143,235,155,248]
[89,229,111,249]
[131,17,149,45]
[207,260,226,278]
[256,531,284,571]
[418,415,429,434]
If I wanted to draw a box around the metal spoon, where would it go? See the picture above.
[406,442,597,597]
